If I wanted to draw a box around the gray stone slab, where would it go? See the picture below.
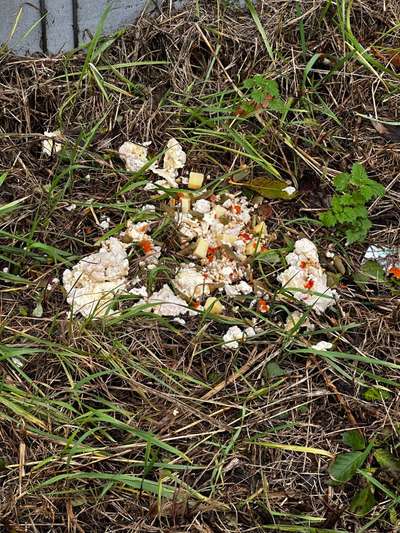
[0,0,42,55]
[1,0,160,55]
[1,1,246,56]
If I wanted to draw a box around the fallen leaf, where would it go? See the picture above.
[231,177,297,200]
[371,120,400,142]
[372,47,400,69]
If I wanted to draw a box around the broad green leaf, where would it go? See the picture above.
[374,448,400,477]
[363,387,392,401]
[266,362,285,378]
[350,485,376,516]
[329,448,370,483]
[351,162,368,184]
[234,177,297,200]
[353,260,386,285]
[342,430,365,451]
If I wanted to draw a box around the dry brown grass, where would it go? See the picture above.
[1,1,400,532]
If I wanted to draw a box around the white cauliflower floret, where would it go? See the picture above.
[193,199,211,214]
[284,310,314,332]
[63,238,129,318]
[152,138,186,185]
[120,220,149,243]
[174,265,210,299]
[148,284,188,316]
[119,141,151,172]
[278,238,337,314]
[222,325,256,350]
[42,130,63,156]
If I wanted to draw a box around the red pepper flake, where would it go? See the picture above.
[304,278,314,290]
[207,246,218,262]
[258,298,270,313]
[239,232,252,242]
[232,204,242,215]
[388,266,400,279]
[138,239,153,254]
[260,245,268,252]
[300,260,307,269]
[192,300,201,309]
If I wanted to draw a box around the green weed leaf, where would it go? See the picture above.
[320,164,384,243]
[329,451,368,483]
[374,448,400,477]
[342,430,365,451]
[235,177,297,199]
[350,485,376,516]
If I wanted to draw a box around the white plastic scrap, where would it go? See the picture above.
[62,237,128,317]
[282,186,296,196]
[363,245,400,272]
[222,325,256,350]
[119,141,152,172]
[278,238,337,314]
[42,130,63,156]
[312,341,333,351]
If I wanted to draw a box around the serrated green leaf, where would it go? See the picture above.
[319,210,337,227]
[350,485,375,516]
[345,220,371,244]
[234,177,297,200]
[342,430,365,451]
[350,162,368,184]
[334,172,351,191]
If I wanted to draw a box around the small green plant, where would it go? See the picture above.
[239,75,286,115]
[329,429,400,518]
[320,163,385,244]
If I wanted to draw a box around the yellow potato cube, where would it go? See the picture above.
[213,205,228,218]
[193,238,209,258]
[245,240,263,255]
[221,233,237,245]
[188,171,204,190]
[204,297,224,314]
[180,197,191,213]
[253,221,267,236]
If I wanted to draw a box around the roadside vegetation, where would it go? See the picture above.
[1,1,399,531]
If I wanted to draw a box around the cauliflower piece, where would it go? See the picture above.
[63,238,129,317]
[152,138,186,185]
[174,265,210,299]
[222,325,256,350]
[284,310,314,332]
[42,130,63,156]
[278,238,337,314]
[119,141,150,172]
[193,199,211,214]
[148,284,188,316]
[120,221,149,243]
